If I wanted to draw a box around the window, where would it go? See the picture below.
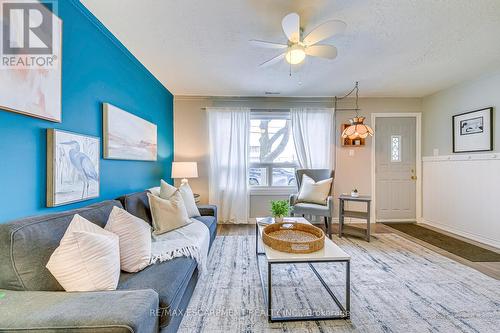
[249,112,298,188]
[391,135,401,162]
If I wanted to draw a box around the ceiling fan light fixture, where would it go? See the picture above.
[285,45,306,65]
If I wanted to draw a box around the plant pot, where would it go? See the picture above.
[351,191,359,198]
[274,216,284,223]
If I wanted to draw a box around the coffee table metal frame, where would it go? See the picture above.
[255,222,350,322]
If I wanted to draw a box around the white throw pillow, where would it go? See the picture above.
[148,186,161,197]
[178,183,201,217]
[160,180,200,218]
[159,179,177,199]
[46,214,120,292]
[105,206,152,273]
[148,191,191,235]
[297,174,333,205]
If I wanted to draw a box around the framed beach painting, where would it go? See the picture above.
[103,103,158,161]
[0,2,62,122]
[452,107,493,153]
[47,129,100,207]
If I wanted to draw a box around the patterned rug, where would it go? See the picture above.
[178,234,500,333]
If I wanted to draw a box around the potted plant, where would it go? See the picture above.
[351,188,359,198]
[270,200,289,223]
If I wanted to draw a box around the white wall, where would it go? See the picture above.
[174,96,421,221]
[421,70,500,247]
[422,70,500,155]
[422,155,500,248]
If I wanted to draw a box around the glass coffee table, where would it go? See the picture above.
[255,217,351,322]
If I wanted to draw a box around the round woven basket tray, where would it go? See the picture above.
[262,222,325,254]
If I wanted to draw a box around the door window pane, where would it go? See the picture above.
[391,135,401,162]
[249,167,267,186]
[272,168,296,187]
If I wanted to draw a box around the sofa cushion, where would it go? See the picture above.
[117,256,197,328]
[117,191,153,225]
[292,202,331,216]
[193,215,217,245]
[0,200,121,291]
[0,289,159,333]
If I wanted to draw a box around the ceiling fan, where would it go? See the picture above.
[250,12,346,67]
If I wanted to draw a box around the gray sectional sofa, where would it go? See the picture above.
[0,190,217,333]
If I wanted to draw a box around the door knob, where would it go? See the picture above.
[411,175,417,180]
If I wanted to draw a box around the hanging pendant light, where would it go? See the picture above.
[340,82,374,139]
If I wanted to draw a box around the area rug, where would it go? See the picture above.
[382,223,500,262]
[178,234,500,333]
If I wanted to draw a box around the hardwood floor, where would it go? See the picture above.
[216,222,500,280]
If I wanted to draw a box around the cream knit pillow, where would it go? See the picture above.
[178,183,201,217]
[105,206,152,273]
[148,191,191,235]
[159,180,200,218]
[46,214,120,292]
[297,174,333,205]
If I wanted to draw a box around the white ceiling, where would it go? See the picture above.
[81,0,500,97]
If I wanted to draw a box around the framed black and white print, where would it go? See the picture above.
[452,107,493,153]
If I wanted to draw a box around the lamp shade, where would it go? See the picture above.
[341,116,374,140]
[171,162,198,179]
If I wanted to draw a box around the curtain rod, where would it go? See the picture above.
[199,107,360,111]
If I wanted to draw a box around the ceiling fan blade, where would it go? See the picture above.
[305,45,338,59]
[282,12,300,43]
[249,39,288,49]
[259,52,286,67]
[303,20,346,46]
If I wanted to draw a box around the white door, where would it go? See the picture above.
[375,117,416,221]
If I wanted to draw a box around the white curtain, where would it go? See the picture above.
[291,108,335,169]
[207,107,250,224]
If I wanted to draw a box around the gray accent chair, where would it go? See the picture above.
[289,169,335,238]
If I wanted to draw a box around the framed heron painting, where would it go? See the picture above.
[47,129,100,207]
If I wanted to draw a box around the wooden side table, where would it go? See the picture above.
[338,195,372,242]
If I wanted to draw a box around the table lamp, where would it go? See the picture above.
[171,162,198,185]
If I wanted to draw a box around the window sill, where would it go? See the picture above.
[250,187,296,196]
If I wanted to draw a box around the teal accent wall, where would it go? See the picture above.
[0,0,173,223]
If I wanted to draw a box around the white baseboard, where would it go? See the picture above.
[376,219,416,223]
[331,217,376,224]
[421,218,500,249]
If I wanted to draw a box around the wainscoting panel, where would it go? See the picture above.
[422,154,500,248]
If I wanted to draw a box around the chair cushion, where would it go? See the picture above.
[297,174,332,205]
[117,256,197,328]
[292,202,331,216]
